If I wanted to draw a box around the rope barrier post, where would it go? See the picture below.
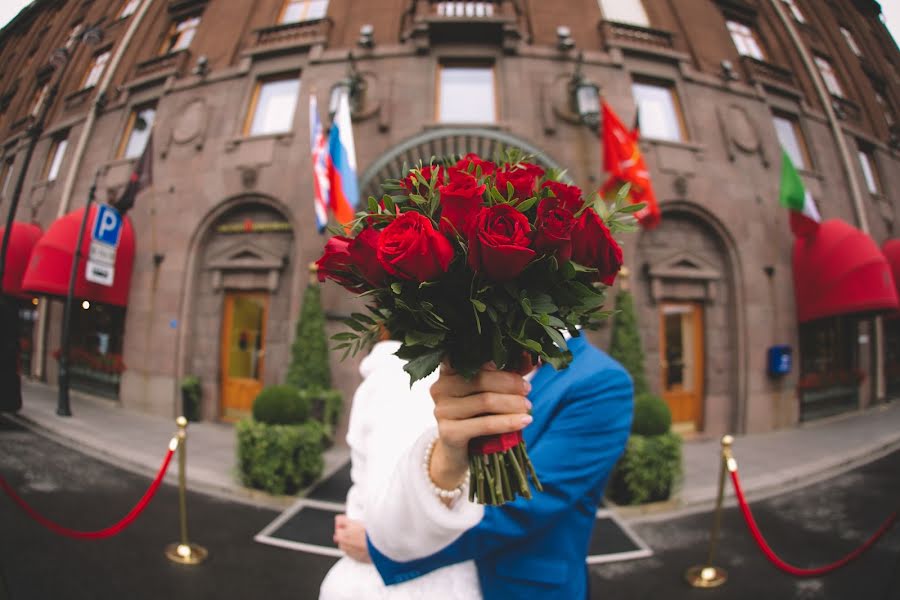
[684,434,733,589]
[165,416,208,565]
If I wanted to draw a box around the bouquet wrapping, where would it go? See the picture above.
[317,151,639,505]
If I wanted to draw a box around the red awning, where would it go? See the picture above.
[21,205,135,307]
[793,219,899,324]
[0,222,42,298]
[884,240,900,293]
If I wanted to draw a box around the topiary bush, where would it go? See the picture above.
[301,386,343,429]
[631,392,672,436]
[286,284,332,391]
[236,419,325,495]
[252,385,310,425]
[606,432,682,505]
[609,290,649,395]
[180,375,202,422]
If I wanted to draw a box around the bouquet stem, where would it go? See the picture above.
[468,435,542,505]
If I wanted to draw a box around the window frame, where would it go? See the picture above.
[160,14,201,55]
[0,158,14,198]
[116,104,157,159]
[630,77,688,142]
[435,61,498,125]
[726,20,765,60]
[597,0,649,27]
[781,0,805,23]
[857,146,880,195]
[242,73,301,137]
[839,26,862,57]
[43,136,68,181]
[119,0,140,19]
[813,55,844,98]
[772,111,811,171]
[81,49,111,90]
[278,0,329,24]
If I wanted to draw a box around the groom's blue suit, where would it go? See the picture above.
[368,336,634,599]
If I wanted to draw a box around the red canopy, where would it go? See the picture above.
[884,240,900,293]
[21,205,135,307]
[793,219,899,324]
[0,222,42,298]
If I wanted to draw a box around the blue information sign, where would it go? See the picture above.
[92,204,123,247]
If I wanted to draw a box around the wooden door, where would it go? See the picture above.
[220,292,268,421]
[659,302,704,433]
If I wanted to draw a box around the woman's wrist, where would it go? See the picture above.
[428,438,469,492]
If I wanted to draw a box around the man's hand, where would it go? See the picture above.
[334,514,371,563]
[429,362,533,491]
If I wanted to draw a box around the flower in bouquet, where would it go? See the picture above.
[316,150,641,505]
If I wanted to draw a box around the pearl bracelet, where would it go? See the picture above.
[423,436,469,501]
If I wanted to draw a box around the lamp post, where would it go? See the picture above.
[569,52,601,130]
[328,52,366,121]
[0,22,103,415]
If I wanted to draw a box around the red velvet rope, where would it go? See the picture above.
[469,431,523,455]
[0,443,176,540]
[729,468,897,577]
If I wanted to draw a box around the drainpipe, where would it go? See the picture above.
[768,0,884,402]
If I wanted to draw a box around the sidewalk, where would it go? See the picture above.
[10,380,900,518]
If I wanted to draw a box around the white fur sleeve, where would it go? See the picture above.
[366,427,484,562]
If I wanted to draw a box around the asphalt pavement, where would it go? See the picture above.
[2,414,899,599]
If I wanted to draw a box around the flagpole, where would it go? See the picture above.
[57,167,101,417]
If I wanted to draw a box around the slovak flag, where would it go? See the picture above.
[309,95,330,233]
[326,88,358,228]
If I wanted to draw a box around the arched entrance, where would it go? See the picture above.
[358,128,567,202]
[183,198,295,421]
[635,204,744,435]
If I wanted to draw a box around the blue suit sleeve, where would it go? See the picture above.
[369,363,634,583]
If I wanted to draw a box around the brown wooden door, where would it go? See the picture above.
[659,302,704,433]
[220,292,268,421]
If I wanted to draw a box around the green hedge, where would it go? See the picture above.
[287,284,332,390]
[606,432,682,505]
[180,376,202,422]
[252,385,310,425]
[301,386,343,429]
[631,393,672,436]
[609,290,649,395]
[236,420,325,495]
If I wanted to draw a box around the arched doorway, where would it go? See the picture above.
[184,198,295,421]
[358,127,567,202]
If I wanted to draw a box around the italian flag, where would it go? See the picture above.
[779,150,821,238]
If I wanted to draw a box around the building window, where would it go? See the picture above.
[436,2,494,17]
[244,75,301,136]
[631,79,686,142]
[119,0,140,19]
[813,55,843,98]
[598,0,649,27]
[781,0,805,23]
[0,158,14,198]
[437,63,496,124]
[82,50,110,89]
[279,0,328,23]
[857,146,879,194]
[839,26,862,57]
[30,84,49,117]
[874,91,894,126]
[726,20,765,60]
[772,112,810,170]
[117,104,156,159]
[44,136,68,181]
[160,15,201,55]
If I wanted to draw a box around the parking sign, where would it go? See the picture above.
[92,204,122,247]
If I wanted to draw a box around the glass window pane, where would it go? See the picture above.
[599,0,649,26]
[858,151,878,194]
[840,27,862,57]
[438,66,495,123]
[47,139,67,181]
[727,21,764,60]
[123,107,156,158]
[249,78,300,135]
[782,0,805,23]
[632,81,684,141]
[120,0,139,18]
[280,0,328,23]
[773,114,806,169]
[814,56,843,97]
[228,296,266,380]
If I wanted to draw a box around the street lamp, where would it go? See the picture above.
[328,53,366,121]
[569,52,600,129]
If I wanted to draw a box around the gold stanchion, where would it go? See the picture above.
[684,434,733,588]
[165,416,208,565]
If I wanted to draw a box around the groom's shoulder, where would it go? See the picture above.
[570,336,632,386]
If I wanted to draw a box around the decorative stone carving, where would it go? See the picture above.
[717,105,769,168]
[646,251,722,303]
[206,239,286,293]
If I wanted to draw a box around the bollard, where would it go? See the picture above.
[164,416,208,565]
[684,434,733,588]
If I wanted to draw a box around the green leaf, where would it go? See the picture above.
[617,202,646,214]
[471,299,487,312]
[528,293,557,314]
[541,324,568,351]
[390,282,403,295]
[514,197,537,213]
[367,197,379,213]
[405,330,446,347]
[382,194,396,213]
[331,332,358,341]
[513,337,542,352]
[351,312,376,325]
[519,297,533,316]
[402,349,444,385]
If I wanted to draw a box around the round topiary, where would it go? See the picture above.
[252,385,310,425]
[631,392,672,436]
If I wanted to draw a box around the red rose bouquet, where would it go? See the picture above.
[317,151,640,505]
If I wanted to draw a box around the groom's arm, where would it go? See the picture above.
[366,364,633,582]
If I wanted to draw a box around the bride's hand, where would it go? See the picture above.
[429,362,532,491]
[334,514,371,563]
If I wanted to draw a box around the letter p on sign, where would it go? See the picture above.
[92,204,123,247]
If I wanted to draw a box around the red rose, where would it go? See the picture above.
[349,227,388,287]
[571,209,623,285]
[468,204,536,281]
[378,212,454,281]
[455,153,496,176]
[542,181,583,213]
[401,165,444,193]
[438,168,486,238]
[316,236,363,291]
[533,198,575,261]
[496,162,545,202]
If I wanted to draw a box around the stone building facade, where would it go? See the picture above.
[1,0,898,436]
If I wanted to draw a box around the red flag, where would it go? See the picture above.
[600,102,660,229]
